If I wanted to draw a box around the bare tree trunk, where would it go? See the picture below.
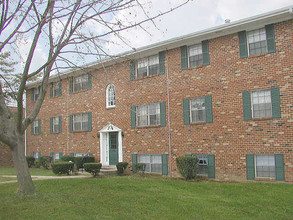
[11,136,36,195]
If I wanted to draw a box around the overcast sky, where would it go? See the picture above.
[105,0,293,54]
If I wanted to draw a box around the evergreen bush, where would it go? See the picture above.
[176,156,198,180]
[84,163,102,177]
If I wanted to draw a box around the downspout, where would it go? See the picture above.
[24,92,27,156]
[165,51,172,176]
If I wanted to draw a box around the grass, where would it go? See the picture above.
[0,167,54,176]
[0,176,292,219]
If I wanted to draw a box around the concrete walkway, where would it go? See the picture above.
[0,173,91,184]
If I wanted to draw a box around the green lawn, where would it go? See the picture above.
[0,176,292,219]
[0,167,54,176]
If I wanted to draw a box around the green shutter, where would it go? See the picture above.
[202,40,210,66]
[88,112,92,132]
[50,117,53,133]
[132,154,137,173]
[31,89,34,102]
[181,46,188,70]
[58,82,62,96]
[205,96,213,123]
[38,119,41,134]
[271,86,281,118]
[31,123,34,135]
[159,51,165,74]
[87,74,92,90]
[246,154,255,180]
[160,102,166,127]
[275,154,285,181]
[185,154,192,157]
[58,116,62,133]
[242,91,252,121]
[69,78,73,93]
[69,115,73,133]
[38,152,41,158]
[265,24,276,53]
[162,154,168,175]
[130,61,135,80]
[89,153,93,157]
[50,152,54,159]
[238,31,248,58]
[207,155,215,178]
[69,153,74,157]
[131,106,136,128]
[183,98,190,125]
[50,85,53,98]
[59,152,63,160]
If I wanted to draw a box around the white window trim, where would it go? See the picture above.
[246,28,267,56]
[136,54,159,78]
[73,113,89,131]
[33,120,39,134]
[254,154,275,179]
[52,82,60,97]
[250,89,272,119]
[32,87,40,102]
[138,154,162,174]
[136,102,160,127]
[52,117,59,133]
[106,84,116,108]
[73,74,88,92]
[189,97,206,123]
[188,43,203,68]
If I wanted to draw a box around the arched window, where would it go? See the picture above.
[106,84,116,108]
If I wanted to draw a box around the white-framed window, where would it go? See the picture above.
[51,152,60,162]
[136,55,159,78]
[251,89,272,118]
[73,153,91,157]
[73,75,88,92]
[197,155,208,175]
[106,84,116,108]
[247,28,267,56]
[188,44,203,67]
[73,113,89,131]
[137,154,162,173]
[136,102,160,127]
[32,120,40,135]
[32,152,40,159]
[31,87,40,102]
[255,155,275,178]
[51,82,61,97]
[190,97,206,123]
[52,117,60,133]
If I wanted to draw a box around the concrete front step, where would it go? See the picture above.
[100,165,117,176]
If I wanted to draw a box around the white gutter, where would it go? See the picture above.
[26,5,293,89]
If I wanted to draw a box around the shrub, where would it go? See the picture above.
[35,160,40,168]
[52,162,74,175]
[116,162,128,175]
[61,155,75,162]
[26,156,35,168]
[135,163,146,174]
[75,156,95,170]
[84,163,102,177]
[39,156,52,169]
[176,156,198,180]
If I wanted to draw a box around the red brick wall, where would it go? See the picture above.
[27,19,293,182]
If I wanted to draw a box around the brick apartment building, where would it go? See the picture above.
[26,7,293,182]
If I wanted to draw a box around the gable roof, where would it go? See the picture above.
[27,5,293,88]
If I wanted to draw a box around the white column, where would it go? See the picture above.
[118,131,123,162]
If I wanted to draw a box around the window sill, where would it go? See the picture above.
[188,64,204,70]
[135,125,162,129]
[50,95,62,99]
[131,74,161,81]
[106,106,116,110]
[251,117,273,121]
[190,121,207,125]
[72,130,90,133]
[50,132,61,134]
[70,89,90,95]
[247,53,266,59]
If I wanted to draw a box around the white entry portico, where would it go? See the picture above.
[99,124,123,166]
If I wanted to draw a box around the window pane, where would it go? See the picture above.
[256,155,275,178]
[252,90,272,118]
[190,98,206,123]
